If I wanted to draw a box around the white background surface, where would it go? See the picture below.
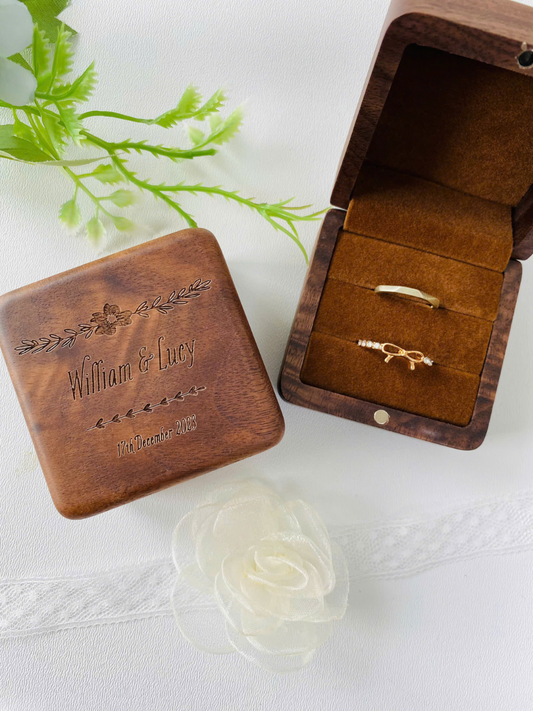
[2,0,533,708]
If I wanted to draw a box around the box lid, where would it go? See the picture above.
[331,0,533,260]
[0,229,284,518]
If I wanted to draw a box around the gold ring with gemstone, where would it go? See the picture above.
[357,339,433,371]
[374,285,440,309]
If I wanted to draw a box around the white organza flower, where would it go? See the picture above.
[171,481,349,672]
[0,0,37,106]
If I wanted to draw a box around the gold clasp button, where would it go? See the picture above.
[374,410,390,425]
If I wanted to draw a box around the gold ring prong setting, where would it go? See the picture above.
[357,340,433,370]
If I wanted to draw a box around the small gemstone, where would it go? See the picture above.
[373,342,380,349]
[362,340,367,347]
[357,340,362,346]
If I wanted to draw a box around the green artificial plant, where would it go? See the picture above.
[0,2,323,260]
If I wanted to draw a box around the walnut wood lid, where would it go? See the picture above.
[331,0,533,260]
[0,229,284,518]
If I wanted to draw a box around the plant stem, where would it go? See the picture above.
[62,166,114,218]
[23,107,116,221]
[80,132,314,260]
[79,108,206,124]
[34,99,64,160]
[80,130,216,161]
[21,102,316,259]
[9,104,40,116]
[79,110,158,124]
[112,156,197,227]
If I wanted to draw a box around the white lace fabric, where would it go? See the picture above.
[335,491,533,579]
[2,491,533,639]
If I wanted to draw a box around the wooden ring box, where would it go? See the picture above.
[0,229,284,517]
[280,0,533,450]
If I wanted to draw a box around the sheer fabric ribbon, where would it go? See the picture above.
[2,491,533,639]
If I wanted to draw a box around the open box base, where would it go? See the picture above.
[279,210,522,450]
[279,0,533,449]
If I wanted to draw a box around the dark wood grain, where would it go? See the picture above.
[513,182,533,259]
[280,0,531,448]
[0,229,284,518]
[279,213,522,450]
[279,210,345,399]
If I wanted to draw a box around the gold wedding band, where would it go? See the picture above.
[374,285,440,309]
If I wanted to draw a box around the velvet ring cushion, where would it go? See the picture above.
[301,277,493,426]
[344,164,513,272]
[309,280,492,374]
[301,217,509,425]
[301,232,505,426]
[302,332,480,426]
[330,232,504,322]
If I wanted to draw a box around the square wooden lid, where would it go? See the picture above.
[0,229,284,518]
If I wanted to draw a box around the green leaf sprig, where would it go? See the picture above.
[0,20,324,260]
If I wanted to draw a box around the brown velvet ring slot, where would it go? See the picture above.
[330,231,504,321]
[345,164,514,272]
[301,331,480,427]
[313,279,493,375]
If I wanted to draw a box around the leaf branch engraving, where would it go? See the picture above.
[133,278,211,318]
[87,385,207,431]
[14,278,211,355]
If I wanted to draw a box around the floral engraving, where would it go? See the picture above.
[14,279,212,355]
[87,384,207,431]
[90,304,133,336]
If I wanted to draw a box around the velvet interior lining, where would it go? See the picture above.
[311,279,493,375]
[330,231,504,321]
[344,164,513,272]
[302,331,480,427]
[301,44,528,426]
[366,44,533,206]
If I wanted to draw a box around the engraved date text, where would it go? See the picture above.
[117,414,198,457]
